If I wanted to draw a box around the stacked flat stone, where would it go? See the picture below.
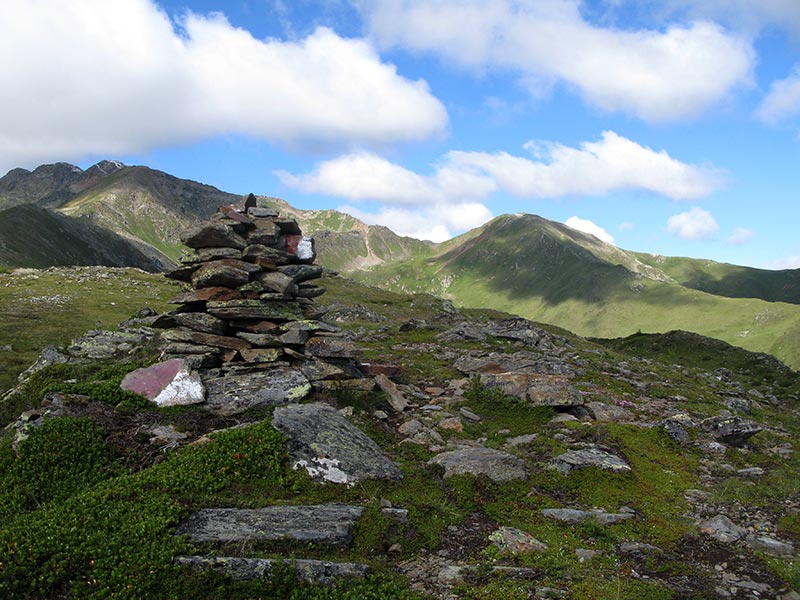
[155,198,360,390]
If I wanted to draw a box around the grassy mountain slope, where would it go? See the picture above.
[58,166,240,263]
[0,267,180,393]
[346,214,800,369]
[634,253,800,304]
[0,205,172,272]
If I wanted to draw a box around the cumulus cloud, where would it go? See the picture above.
[279,132,718,241]
[276,152,495,205]
[448,131,723,200]
[667,207,719,240]
[0,0,447,173]
[339,202,493,242]
[357,0,754,121]
[728,227,754,245]
[565,217,615,244]
[757,66,800,124]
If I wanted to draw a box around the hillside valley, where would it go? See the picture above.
[1,161,800,370]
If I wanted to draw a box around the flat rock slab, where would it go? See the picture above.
[429,447,528,482]
[541,508,634,525]
[203,368,310,415]
[175,556,370,584]
[120,358,205,407]
[272,403,402,485]
[478,373,583,407]
[552,447,631,474]
[174,504,364,545]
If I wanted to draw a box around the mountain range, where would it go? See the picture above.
[1,160,799,368]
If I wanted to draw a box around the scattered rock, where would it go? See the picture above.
[478,373,583,407]
[374,374,409,412]
[541,508,634,525]
[489,527,547,554]
[586,401,630,421]
[552,447,631,474]
[429,447,528,482]
[619,541,662,555]
[703,416,763,447]
[752,536,794,557]
[700,515,746,542]
[273,403,402,485]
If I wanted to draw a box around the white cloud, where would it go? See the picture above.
[565,217,615,244]
[770,255,800,270]
[667,207,719,240]
[280,132,720,241]
[339,202,493,242]
[276,152,496,205]
[728,227,754,245]
[448,131,723,200]
[618,221,635,231]
[0,0,447,173]
[757,65,800,124]
[358,0,754,121]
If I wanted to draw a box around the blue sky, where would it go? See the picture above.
[2,1,799,269]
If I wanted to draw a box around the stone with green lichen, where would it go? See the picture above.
[203,368,310,415]
[272,402,402,485]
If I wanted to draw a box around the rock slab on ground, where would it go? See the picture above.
[429,446,528,482]
[272,403,402,485]
[552,447,631,474]
[174,504,364,545]
[203,368,311,415]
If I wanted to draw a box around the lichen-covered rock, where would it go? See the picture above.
[272,403,402,485]
[552,447,631,474]
[478,373,583,407]
[68,329,154,360]
[174,504,365,545]
[703,416,763,447]
[306,336,358,359]
[541,507,634,525]
[204,368,310,415]
[489,527,547,554]
[428,446,528,482]
[16,345,68,382]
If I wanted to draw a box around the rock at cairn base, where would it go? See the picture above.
[154,196,364,413]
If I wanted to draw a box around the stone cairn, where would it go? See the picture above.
[153,194,362,414]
